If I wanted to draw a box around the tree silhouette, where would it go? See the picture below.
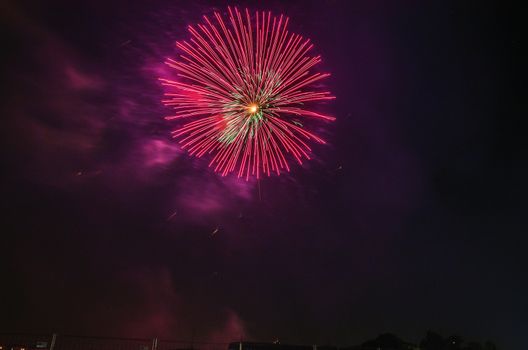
[463,342,483,350]
[420,331,445,350]
[362,333,408,349]
[483,341,497,350]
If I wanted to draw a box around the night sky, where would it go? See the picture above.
[1,1,526,349]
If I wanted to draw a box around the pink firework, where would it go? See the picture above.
[160,7,335,179]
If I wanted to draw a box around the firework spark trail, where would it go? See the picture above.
[160,7,335,179]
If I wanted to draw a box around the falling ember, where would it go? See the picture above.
[160,7,335,179]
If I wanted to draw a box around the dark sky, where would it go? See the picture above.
[1,1,526,349]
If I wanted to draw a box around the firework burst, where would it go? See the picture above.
[160,7,335,179]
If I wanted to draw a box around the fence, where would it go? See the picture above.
[0,334,230,350]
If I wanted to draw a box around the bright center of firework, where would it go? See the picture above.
[247,104,259,114]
